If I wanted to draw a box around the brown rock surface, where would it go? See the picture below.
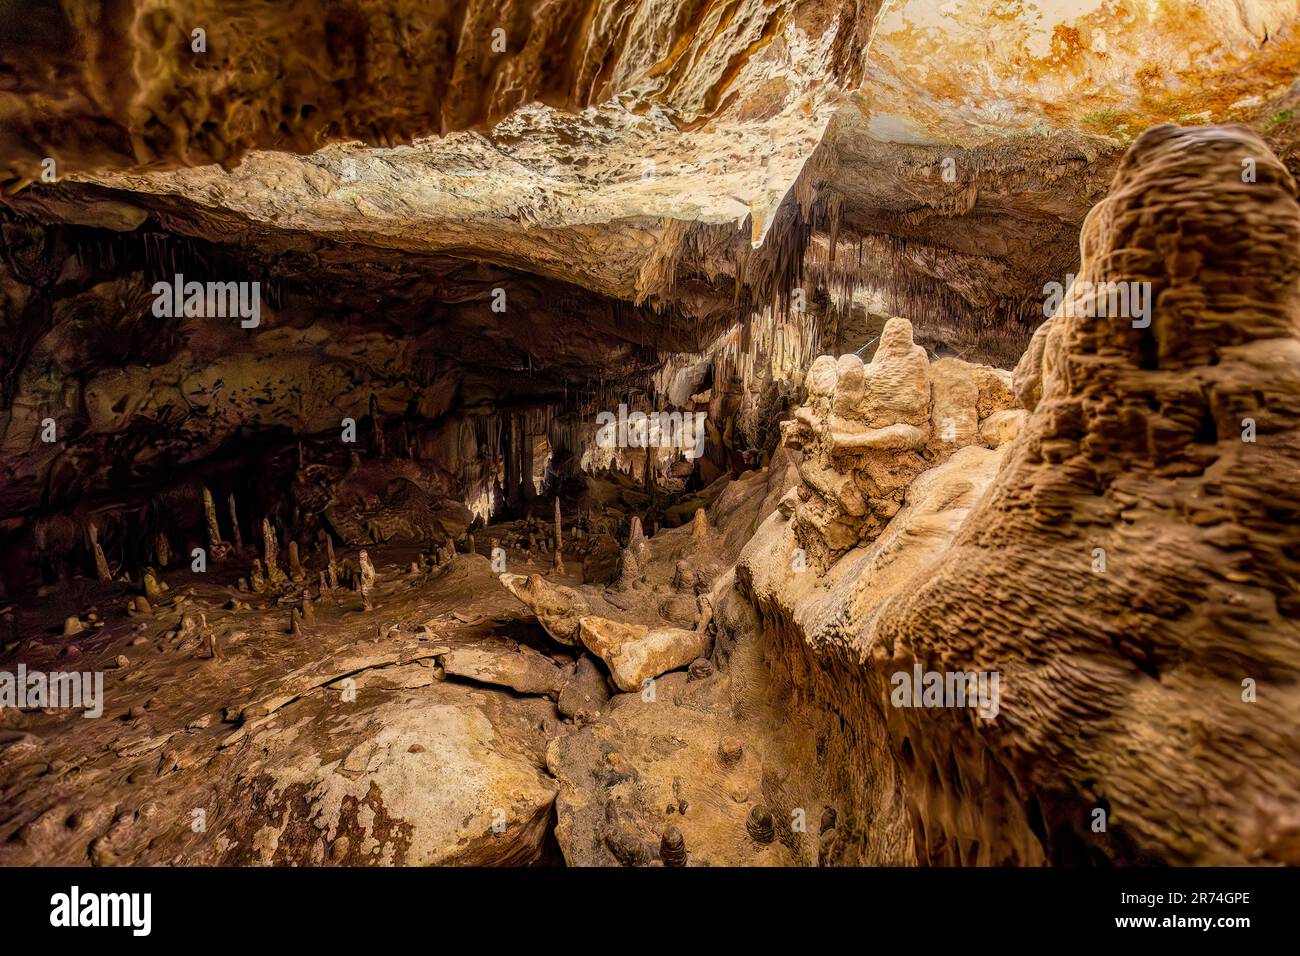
[743,124,1300,866]
[576,613,710,693]
[1,0,1297,875]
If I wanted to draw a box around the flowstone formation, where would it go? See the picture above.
[741,124,1300,866]
[781,317,1016,571]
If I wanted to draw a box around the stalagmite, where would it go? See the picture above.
[143,568,165,603]
[202,487,226,557]
[660,827,687,867]
[301,590,315,625]
[289,541,304,582]
[227,494,243,549]
[250,559,266,592]
[263,519,285,584]
[554,498,563,551]
[290,607,304,637]
[322,532,338,583]
[615,545,640,590]
[155,532,172,567]
[88,524,111,581]
[692,508,708,539]
[359,549,376,611]
[203,614,220,660]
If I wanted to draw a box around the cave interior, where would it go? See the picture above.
[1,0,1299,869]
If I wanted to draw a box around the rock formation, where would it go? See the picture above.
[740,124,1300,866]
[0,1,1297,875]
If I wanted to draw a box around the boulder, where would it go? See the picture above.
[577,615,710,693]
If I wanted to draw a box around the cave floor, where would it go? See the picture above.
[1,537,586,865]
[0,514,803,866]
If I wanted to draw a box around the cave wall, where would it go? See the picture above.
[740,125,1300,866]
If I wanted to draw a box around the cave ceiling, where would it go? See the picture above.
[3,0,1298,360]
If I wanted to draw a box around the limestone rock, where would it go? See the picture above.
[557,655,612,724]
[499,573,589,646]
[743,124,1300,867]
[231,698,557,867]
[978,409,1026,448]
[439,646,565,698]
[577,616,710,693]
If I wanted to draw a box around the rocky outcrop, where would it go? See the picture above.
[0,0,878,189]
[501,457,797,690]
[220,690,558,867]
[780,316,1015,570]
[0,553,562,867]
[577,605,711,693]
[741,124,1300,866]
[499,573,590,646]
[439,644,567,698]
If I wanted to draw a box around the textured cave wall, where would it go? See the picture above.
[0,0,881,187]
[800,112,1118,364]
[738,314,1021,864]
[869,124,1300,866]
[0,210,706,597]
[726,592,917,864]
[859,0,1300,145]
[4,0,1298,378]
[794,0,1300,365]
[742,125,1300,866]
